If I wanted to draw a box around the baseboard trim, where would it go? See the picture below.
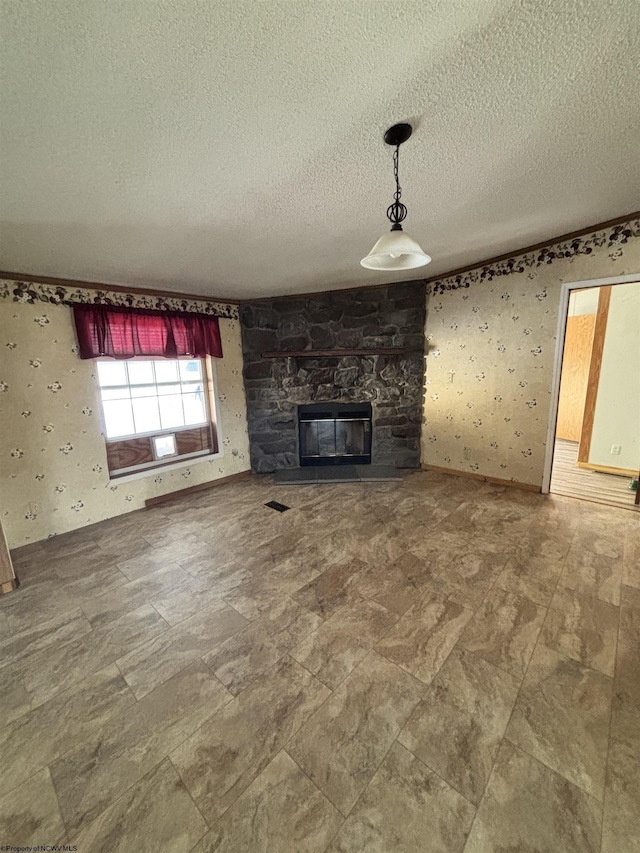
[576,461,636,477]
[421,463,541,493]
[145,469,252,508]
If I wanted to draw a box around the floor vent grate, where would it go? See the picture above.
[264,500,290,512]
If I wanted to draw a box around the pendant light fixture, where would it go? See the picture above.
[361,122,431,271]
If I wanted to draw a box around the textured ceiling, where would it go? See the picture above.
[1,1,639,300]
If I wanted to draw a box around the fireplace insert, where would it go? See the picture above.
[298,402,372,466]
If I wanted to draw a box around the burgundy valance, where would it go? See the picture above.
[73,304,223,360]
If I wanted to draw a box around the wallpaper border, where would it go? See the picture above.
[0,277,239,320]
[429,218,640,295]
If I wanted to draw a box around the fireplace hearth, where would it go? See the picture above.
[298,402,372,466]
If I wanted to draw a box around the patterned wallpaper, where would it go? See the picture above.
[0,278,238,319]
[0,280,249,548]
[422,218,640,486]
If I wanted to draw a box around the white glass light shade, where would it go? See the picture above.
[360,229,431,270]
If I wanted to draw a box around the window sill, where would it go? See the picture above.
[107,448,224,484]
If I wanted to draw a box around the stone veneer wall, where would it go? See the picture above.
[240,281,426,472]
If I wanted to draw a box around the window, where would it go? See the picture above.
[153,434,177,459]
[97,358,208,439]
[96,358,219,477]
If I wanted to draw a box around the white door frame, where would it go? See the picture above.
[541,272,640,494]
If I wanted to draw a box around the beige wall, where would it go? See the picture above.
[588,281,640,471]
[422,218,640,486]
[0,284,250,549]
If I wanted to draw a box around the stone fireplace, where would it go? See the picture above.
[240,281,426,473]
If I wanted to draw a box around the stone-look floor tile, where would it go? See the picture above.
[432,547,508,610]
[171,655,330,823]
[620,582,640,607]
[44,542,121,581]
[464,741,601,853]
[80,564,192,627]
[117,534,211,581]
[176,549,249,583]
[622,530,640,589]
[72,758,207,853]
[94,519,168,562]
[5,471,637,851]
[619,592,640,648]
[203,598,322,695]
[266,527,314,561]
[399,647,519,804]
[271,528,336,568]
[291,596,399,689]
[559,546,623,605]
[611,641,640,749]
[460,588,546,680]
[287,651,424,815]
[535,495,582,524]
[443,508,529,544]
[451,508,534,545]
[49,660,231,837]
[365,551,438,597]
[5,563,52,594]
[0,664,135,797]
[0,609,10,641]
[267,555,324,592]
[151,567,251,626]
[515,525,575,562]
[62,564,129,603]
[0,666,32,725]
[601,738,640,853]
[505,644,612,800]
[0,576,78,632]
[376,590,473,685]
[116,600,246,698]
[495,550,564,606]
[329,742,474,853]
[0,607,92,671]
[292,558,366,619]
[22,603,168,705]
[542,587,618,676]
[573,522,626,560]
[10,541,48,572]
[193,534,268,577]
[353,557,415,601]
[0,768,66,846]
[372,581,418,615]
[400,533,465,575]
[195,751,342,853]
[224,568,314,621]
[347,527,408,568]
[150,517,220,550]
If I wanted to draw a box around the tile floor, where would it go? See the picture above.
[1,470,638,852]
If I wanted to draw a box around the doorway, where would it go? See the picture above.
[543,275,640,511]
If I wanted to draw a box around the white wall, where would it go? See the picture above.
[589,281,640,471]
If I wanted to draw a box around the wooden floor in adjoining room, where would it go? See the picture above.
[1,470,638,852]
[551,437,638,511]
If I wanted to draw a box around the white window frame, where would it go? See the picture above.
[95,356,212,442]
